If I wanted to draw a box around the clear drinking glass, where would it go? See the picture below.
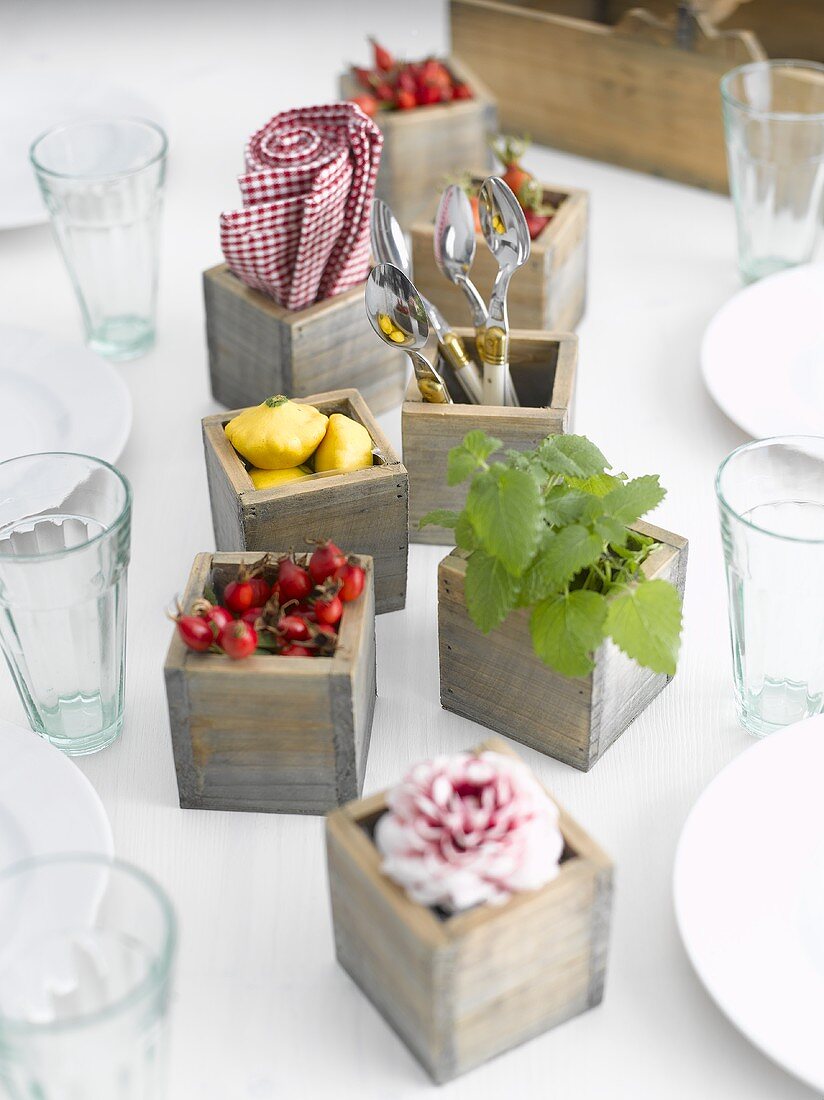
[0,453,132,755]
[721,60,824,283]
[30,118,168,361]
[716,436,824,736]
[0,854,176,1100]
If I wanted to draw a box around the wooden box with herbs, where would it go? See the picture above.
[326,738,613,1083]
[403,329,577,543]
[427,432,688,770]
[165,549,375,815]
[339,40,497,227]
[202,388,409,614]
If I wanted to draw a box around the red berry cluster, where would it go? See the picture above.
[348,38,472,118]
[173,542,366,661]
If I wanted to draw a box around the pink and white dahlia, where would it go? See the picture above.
[375,750,564,913]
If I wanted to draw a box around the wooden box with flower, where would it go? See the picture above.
[202,388,408,614]
[339,39,497,228]
[326,738,613,1083]
[409,139,589,332]
[165,549,375,815]
[403,329,577,543]
[427,432,688,770]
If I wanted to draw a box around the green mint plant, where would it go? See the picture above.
[421,431,683,678]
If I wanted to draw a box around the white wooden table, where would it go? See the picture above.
[2,3,818,1097]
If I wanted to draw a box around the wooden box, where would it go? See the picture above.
[411,179,589,332]
[339,57,498,228]
[438,521,689,770]
[403,329,577,544]
[450,0,765,192]
[202,388,408,614]
[326,738,613,1083]
[203,264,406,416]
[164,551,376,815]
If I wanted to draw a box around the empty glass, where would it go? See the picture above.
[721,60,824,283]
[0,854,176,1100]
[0,453,131,755]
[30,117,167,361]
[716,436,824,736]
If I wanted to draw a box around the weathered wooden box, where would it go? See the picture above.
[339,57,497,227]
[202,387,408,614]
[411,179,589,331]
[450,0,765,192]
[403,329,577,543]
[203,264,406,416]
[326,738,613,1083]
[164,551,376,815]
[438,521,689,770]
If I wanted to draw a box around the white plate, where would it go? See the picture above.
[0,327,132,464]
[0,717,113,872]
[701,263,824,439]
[674,716,824,1092]
[0,70,162,230]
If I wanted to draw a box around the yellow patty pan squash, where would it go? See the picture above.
[248,465,311,490]
[225,395,328,470]
[313,413,374,473]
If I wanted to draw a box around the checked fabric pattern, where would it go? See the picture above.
[220,103,383,311]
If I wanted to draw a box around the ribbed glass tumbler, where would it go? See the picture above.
[30,117,167,360]
[0,855,176,1100]
[0,453,132,755]
[716,436,824,736]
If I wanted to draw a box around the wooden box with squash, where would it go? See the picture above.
[202,388,409,614]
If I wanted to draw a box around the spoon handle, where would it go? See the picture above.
[422,297,482,404]
[480,269,519,407]
[409,351,453,404]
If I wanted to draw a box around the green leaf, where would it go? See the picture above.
[465,550,520,633]
[543,487,593,527]
[455,513,478,551]
[465,466,542,576]
[447,431,503,485]
[606,579,683,675]
[530,590,608,677]
[594,514,629,546]
[603,475,666,526]
[536,437,586,478]
[552,435,611,477]
[568,472,626,497]
[419,509,460,530]
[521,524,605,601]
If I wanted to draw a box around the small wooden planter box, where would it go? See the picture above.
[339,57,498,228]
[450,0,765,192]
[326,738,613,1083]
[203,264,406,416]
[438,521,689,770]
[410,179,589,332]
[202,388,408,614]
[403,329,577,544]
[164,551,376,815]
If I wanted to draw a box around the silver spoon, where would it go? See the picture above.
[365,264,453,405]
[434,184,519,407]
[370,200,482,404]
[478,176,531,407]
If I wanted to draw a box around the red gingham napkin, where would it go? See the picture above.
[220,104,383,312]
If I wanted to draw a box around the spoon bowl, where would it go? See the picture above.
[478,176,531,270]
[370,199,412,275]
[365,263,429,351]
[434,184,477,282]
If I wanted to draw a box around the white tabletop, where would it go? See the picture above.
[2,3,818,1097]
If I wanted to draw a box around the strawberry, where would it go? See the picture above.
[397,68,417,95]
[395,88,416,110]
[452,82,473,100]
[369,37,394,73]
[350,94,378,119]
[373,80,394,103]
[416,84,442,107]
[489,134,533,198]
[523,210,550,239]
[352,66,374,91]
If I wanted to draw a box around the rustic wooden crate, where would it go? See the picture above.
[450,0,765,192]
[438,521,689,770]
[326,737,613,1084]
[403,329,577,544]
[202,388,408,613]
[203,264,406,417]
[410,179,589,332]
[339,56,498,228]
[164,551,376,815]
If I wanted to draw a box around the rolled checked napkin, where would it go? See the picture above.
[220,103,383,312]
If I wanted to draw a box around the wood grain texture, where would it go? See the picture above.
[202,388,409,613]
[437,522,689,770]
[339,56,498,226]
[164,551,376,815]
[403,330,577,543]
[203,265,406,417]
[326,737,613,1083]
[410,181,589,331]
[450,0,765,192]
